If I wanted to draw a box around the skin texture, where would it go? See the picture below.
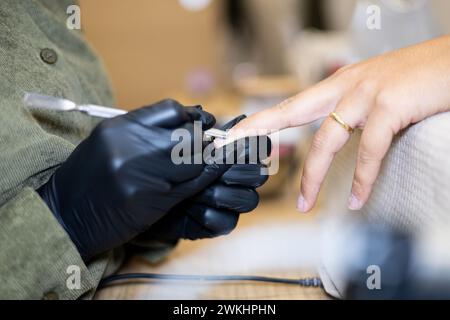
[225,35,450,212]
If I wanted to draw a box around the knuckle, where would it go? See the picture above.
[374,89,393,112]
[357,145,379,166]
[371,106,402,136]
[310,136,325,154]
[310,123,341,156]
[352,175,369,194]
[275,96,298,126]
[91,120,116,143]
[334,65,351,76]
[160,98,183,109]
[334,64,359,79]
[310,129,331,154]
[355,79,378,98]
[276,95,296,112]
[352,175,364,189]
[152,99,187,119]
[353,169,375,191]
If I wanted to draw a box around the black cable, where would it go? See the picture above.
[98,273,322,290]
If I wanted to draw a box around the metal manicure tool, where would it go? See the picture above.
[23,92,228,141]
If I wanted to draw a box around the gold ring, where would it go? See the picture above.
[329,112,354,134]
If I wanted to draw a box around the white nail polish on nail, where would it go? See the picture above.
[297,195,307,213]
[348,194,362,210]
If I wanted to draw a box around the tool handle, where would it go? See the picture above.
[79,104,128,118]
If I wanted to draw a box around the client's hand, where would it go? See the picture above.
[225,35,450,212]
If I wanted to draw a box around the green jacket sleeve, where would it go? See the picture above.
[0,0,177,299]
[0,0,116,299]
[0,187,110,299]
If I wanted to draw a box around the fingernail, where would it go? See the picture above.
[348,194,363,211]
[297,195,308,213]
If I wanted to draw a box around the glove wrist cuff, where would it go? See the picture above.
[37,176,89,261]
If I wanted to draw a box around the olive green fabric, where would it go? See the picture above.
[0,0,114,299]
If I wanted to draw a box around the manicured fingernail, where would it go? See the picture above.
[348,194,363,211]
[297,195,308,213]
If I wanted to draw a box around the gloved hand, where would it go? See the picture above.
[134,164,268,243]
[132,116,271,243]
[37,99,239,261]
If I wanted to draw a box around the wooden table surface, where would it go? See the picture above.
[95,183,328,300]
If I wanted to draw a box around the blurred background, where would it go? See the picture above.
[80,0,450,299]
[79,0,450,109]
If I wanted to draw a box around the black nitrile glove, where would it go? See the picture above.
[132,116,271,243]
[37,99,238,261]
